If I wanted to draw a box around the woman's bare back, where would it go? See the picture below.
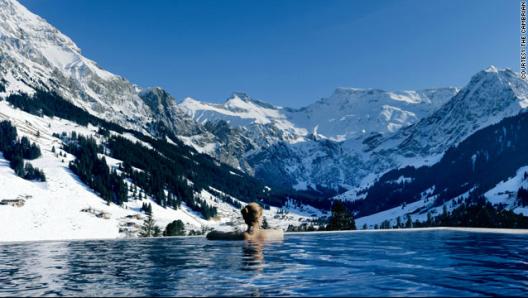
[243,229,284,241]
[206,202,284,241]
[206,229,283,241]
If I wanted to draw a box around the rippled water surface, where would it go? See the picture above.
[0,231,527,296]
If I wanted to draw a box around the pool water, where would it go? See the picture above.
[0,230,526,296]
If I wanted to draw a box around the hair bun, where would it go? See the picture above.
[241,206,249,216]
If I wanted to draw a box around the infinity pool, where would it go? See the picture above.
[0,230,526,296]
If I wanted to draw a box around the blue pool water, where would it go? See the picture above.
[0,230,526,296]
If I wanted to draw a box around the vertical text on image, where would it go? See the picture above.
[521,0,527,79]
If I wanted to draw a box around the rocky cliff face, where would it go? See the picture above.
[0,0,158,131]
[3,0,526,196]
[175,88,459,189]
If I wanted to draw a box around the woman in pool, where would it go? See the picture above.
[206,202,284,241]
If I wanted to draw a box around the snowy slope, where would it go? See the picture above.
[353,105,528,227]
[355,164,528,229]
[0,0,165,132]
[0,0,460,192]
[485,166,528,216]
[0,100,322,242]
[1,0,527,240]
[177,88,458,189]
[376,67,528,158]
[335,66,528,199]
[286,87,458,141]
[178,88,457,142]
[181,93,305,137]
[0,101,137,242]
[355,190,471,229]
[177,68,526,192]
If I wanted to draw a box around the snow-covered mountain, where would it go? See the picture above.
[374,66,528,158]
[0,0,324,242]
[337,66,528,199]
[180,92,307,140]
[1,0,527,241]
[0,89,322,242]
[179,88,458,143]
[348,66,528,227]
[286,87,458,141]
[0,0,461,192]
[0,0,181,133]
[354,107,528,228]
[177,87,458,188]
[176,68,526,193]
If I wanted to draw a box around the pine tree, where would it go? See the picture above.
[326,201,356,230]
[517,187,528,207]
[153,226,162,237]
[139,214,161,237]
[396,216,402,229]
[380,220,391,229]
[426,211,433,226]
[405,214,413,228]
[140,202,153,215]
[163,220,185,236]
[12,156,25,177]
[440,205,449,225]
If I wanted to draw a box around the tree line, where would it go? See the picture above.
[352,111,528,219]
[4,89,335,215]
[0,120,45,181]
[287,200,357,232]
[60,132,127,205]
[108,136,218,219]
[371,196,528,230]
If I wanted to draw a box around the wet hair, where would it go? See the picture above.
[241,202,263,226]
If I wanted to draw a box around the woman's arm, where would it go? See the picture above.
[206,230,245,241]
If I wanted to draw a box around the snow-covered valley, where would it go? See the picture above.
[0,100,326,242]
[0,0,527,242]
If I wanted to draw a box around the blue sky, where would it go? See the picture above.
[21,0,517,107]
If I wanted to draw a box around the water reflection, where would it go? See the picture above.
[0,231,526,296]
[241,241,265,272]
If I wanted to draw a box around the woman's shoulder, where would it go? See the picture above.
[258,229,284,241]
[207,229,284,241]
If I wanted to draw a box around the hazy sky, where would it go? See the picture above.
[20,0,517,107]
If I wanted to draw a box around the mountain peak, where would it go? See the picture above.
[0,0,82,64]
[181,96,200,105]
[0,0,119,88]
[465,67,526,99]
[321,86,456,107]
[334,87,370,93]
[229,91,252,102]
[484,65,499,73]
[140,86,171,98]
[386,66,528,159]
[224,92,276,110]
[0,0,158,128]
[471,66,517,81]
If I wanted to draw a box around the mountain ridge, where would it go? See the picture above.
[1,0,527,240]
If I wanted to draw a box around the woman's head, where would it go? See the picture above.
[241,202,263,226]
